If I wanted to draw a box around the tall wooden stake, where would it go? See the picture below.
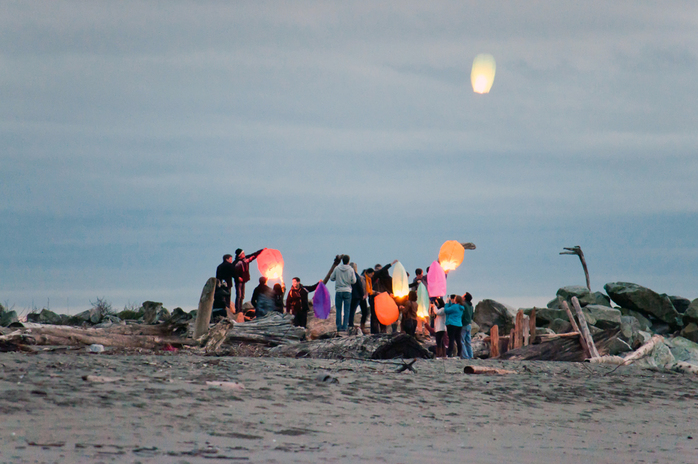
[561,300,588,358]
[194,277,217,339]
[490,325,499,358]
[560,246,591,291]
[571,296,599,358]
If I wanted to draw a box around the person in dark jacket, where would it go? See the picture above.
[285,277,320,328]
[215,254,235,310]
[348,263,365,330]
[250,276,273,318]
[272,283,286,313]
[401,290,419,337]
[211,279,231,321]
[460,292,474,359]
[232,248,265,313]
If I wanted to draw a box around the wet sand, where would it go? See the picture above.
[1,350,697,463]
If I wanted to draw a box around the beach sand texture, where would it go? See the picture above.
[1,352,697,463]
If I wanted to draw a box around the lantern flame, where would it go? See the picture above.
[471,54,496,94]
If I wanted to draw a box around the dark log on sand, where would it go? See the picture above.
[464,366,516,375]
[270,333,434,360]
[13,325,197,349]
[498,329,621,362]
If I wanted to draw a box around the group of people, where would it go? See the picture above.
[212,250,475,359]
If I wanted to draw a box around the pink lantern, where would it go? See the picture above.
[427,260,447,297]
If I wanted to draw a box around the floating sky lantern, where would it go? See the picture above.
[471,53,496,94]
[375,292,399,325]
[256,248,284,282]
[391,261,409,298]
[427,260,447,297]
[313,281,331,319]
[417,282,430,319]
[438,240,465,273]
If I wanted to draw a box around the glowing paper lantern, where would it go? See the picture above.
[391,261,409,298]
[471,54,496,94]
[427,260,447,297]
[438,240,465,273]
[256,249,284,281]
[417,282,430,319]
[313,281,331,319]
[375,292,399,325]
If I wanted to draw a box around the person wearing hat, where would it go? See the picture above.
[232,247,265,313]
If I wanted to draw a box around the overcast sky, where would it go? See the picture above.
[1,2,697,314]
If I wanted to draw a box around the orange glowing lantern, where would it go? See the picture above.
[256,248,284,281]
[391,261,409,298]
[471,54,496,94]
[438,240,465,273]
[375,292,399,325]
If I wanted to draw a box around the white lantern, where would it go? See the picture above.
[471,54,496,94]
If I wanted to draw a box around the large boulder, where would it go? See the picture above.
[556,286,597,307]
[604,282,683,328]
[683,299,698,325]
[668,296,691,314]
[680,323,698,344]
[547,318,572,334]
[593,292,612,307]
[38,309,62,325]
[619,308,652,331]
[606,337,633,355]
[473,299,518,334]
[583,305,622,330]
[533,307,594,326]
[665,336,698,364]
[619,316,643,349]
[142,301,164,324]
[0,310,18,327]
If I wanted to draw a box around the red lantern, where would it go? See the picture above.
[375,292,399,325]
[256,249,284,281]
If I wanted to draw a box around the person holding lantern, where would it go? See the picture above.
[400,291,419,337]
[286,277,320,328]
[369,260,398,333]
[232,247,265,313]
[431,297,447,357]
[330,255,357,332]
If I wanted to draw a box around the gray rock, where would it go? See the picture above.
[583,305,622,330]
[606,336,633,355]
[668,295,691,314]
[87,344,105,353]
[0,310,18,327]
[636,330,653,346]
[650,322,673,335]
[680,323,698,344]
[587,324,603,335]
[665,336,698,364]
[534,307,569,324]
[38,309,62,325]
[619,308,652,331]
[683,299,698,325]
[593,292,612,307]
[604,282,683,328]
[635,341,675,368]
[142,301,163,324]
[473,299,518,334]
[556,286,596,307]
[547,318,572,334]
[470,321,480,335]
[546,297,561,309]
[619,316,643,349]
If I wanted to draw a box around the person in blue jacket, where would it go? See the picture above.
[444,294,464,358]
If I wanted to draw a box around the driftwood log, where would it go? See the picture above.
[561,300,589,357]
[560,245,591,290]
[571,296,600,358]
[498,329,621,362]
[222,312,306,346]
[270,333,433,360]
[464,366,516,375]
[194,277,217,339]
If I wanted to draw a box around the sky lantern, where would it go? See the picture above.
[417,282,430,319]
[391,261,409,298]
[427,260,447,297]
[374,292,399,325]
[256,248,284,282]
[471,53,496,94]
[438,240,465,273]
[313,281,331,319]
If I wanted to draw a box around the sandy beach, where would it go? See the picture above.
[1,350,697,463]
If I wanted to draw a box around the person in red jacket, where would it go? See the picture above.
[232,247,265,313]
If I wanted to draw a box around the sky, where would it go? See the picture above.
[1,1,697,315]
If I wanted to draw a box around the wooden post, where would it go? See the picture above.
[561,300,589,357]
[490,325,499,358]
[529,308,537,342]
[571,296,599,358]
[523,316,530,346]
[194,277,217,339]
[509,328,515,352]
[514,310,524,349]
[323,255,344,285]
